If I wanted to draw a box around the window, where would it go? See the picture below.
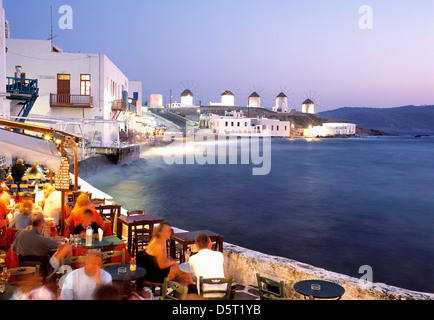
[237,122,240,127]
[57,74,70,81]
[245,122,248,127]
[80,74,91,95]
[277,125,279,131]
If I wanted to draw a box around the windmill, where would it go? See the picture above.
[247,85,266,108]
[273,86,294,112]
[219,82,241,106]
[176,80,201,106]
[301,90,322,114]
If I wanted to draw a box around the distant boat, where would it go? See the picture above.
[414,134,430,138]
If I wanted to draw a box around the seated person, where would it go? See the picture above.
[72,209,100,238]
[42,190,66,231]
[60,249,112,300]
[9,200,34,230]
[12,214,73,278]
[0,198,8,229]
[137,222,193,287]
[0,181,11,204]
[22,165,47,183]
[188,233,226,297]
[67,193,105,229]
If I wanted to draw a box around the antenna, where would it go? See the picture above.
[48,6,58,43]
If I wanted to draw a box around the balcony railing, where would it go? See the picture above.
[50,94,93,108]
[6,77,39,95]
[111,99,126,112]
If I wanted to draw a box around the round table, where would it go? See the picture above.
[179,262,191,273]
[0,284,17,300]
[294,280,345,300]
[104,265,146,282]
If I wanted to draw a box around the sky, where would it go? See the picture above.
[4,0,434,112]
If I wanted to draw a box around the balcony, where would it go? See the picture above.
[50,94,93,108]
[6,77,39,96]
[111,99,126,112]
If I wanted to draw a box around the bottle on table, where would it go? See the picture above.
[86,224,93,246]
[130,257,136,272]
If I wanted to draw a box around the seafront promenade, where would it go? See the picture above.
[71,170,434,300]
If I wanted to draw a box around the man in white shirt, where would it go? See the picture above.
[188,233,226,297]
[60,250,112,300]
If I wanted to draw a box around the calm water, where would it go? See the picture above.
[83,135,434,293]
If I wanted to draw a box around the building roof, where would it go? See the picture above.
[277,92,287,98]
[181,89,193,97]
[249,92,260,98]
[221,90,234,96]
[303,99,314,105]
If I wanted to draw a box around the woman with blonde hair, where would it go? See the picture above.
[137,222,193,287]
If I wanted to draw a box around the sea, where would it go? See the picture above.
[82,134,434,294]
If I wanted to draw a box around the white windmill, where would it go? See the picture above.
[301,90,321,114]
[177,80,201,107]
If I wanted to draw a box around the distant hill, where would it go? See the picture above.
[319,105,434,133]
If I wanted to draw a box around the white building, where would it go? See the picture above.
[220,90,235,106]
[0,0,10,118]
[302,99,315,114]
[273,92,288,113]
[200,110,291,137]
[149,94,163,108]
[180,89,194,107]
[304,122,357,137]
[5,37,140,145]
[248,92,260,108]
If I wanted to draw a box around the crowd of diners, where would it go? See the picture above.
[0,159,229,300]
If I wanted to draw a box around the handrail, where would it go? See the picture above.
[50,93,93,108]
[6,76,39,95]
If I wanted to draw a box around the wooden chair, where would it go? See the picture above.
[199,276,233,300]
[8,265,40,284]
[91,198,105,206]
[59,256,86,271]
[132,220,153,258]
[102,248,125,268]
[256,273,285,300]
[18,254,49,283]
[160,277,188,300]
[126,210,145,216]
[143,280,163,296]
[95,204,121,234]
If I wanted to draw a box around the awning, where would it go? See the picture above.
[0,129,61,171]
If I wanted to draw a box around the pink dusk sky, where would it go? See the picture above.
[4,0,434,111]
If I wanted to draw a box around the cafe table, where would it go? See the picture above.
[72,235,123,250]
[169,230,224,263]
[293,280,345,300]
[179,262,191,273]
[104,264,146,282]
[116,214,165,255]
[0,284,17,300]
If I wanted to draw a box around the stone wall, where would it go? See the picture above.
[222,242,434,300]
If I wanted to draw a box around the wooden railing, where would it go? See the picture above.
[50,94,93,108]
[111,99,126,112]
